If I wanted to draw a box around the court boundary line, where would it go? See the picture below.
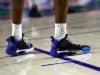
[41,61,70,66]
[34,47,100,72]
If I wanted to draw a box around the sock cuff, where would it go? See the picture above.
[55,23,67,25]
[11,23,22,40]
[54,23,68,40]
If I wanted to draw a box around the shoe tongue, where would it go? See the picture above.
[63,34,68,40]
[51,36,54,41]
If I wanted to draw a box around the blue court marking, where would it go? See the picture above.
[42,61,70,66]
[34,48,100,72]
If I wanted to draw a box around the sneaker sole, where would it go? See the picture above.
[17,47,34,54]
[57,47,91,55]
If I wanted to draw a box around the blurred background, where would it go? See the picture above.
[0,0,100,20]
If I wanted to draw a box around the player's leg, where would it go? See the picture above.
[50,0,91,56]
[6,0,33,56]
[54,0,67,40]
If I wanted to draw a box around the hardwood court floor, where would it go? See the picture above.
[0,11,100,75]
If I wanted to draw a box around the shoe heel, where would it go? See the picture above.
[50,39,58,57]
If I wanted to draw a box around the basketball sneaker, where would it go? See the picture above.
[50,34,91,57]
[6,35,34,56]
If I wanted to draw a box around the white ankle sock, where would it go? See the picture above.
[12,24,22,40]
[54,23,67,40]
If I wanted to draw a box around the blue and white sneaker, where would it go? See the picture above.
[50,34,91,57]
[6,36,34,56]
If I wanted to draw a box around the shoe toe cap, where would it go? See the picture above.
[82,47,91,54]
